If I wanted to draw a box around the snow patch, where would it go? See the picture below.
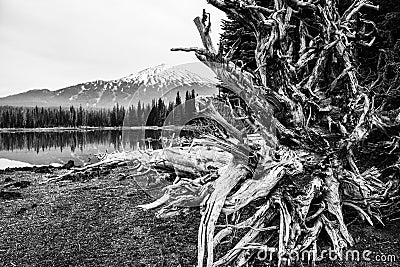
[119,64,215,90]
[0,158,33,170]
[51,64,216,106]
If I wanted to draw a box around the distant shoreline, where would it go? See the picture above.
[0,125,188,133]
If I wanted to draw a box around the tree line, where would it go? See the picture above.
[0,90,197,128]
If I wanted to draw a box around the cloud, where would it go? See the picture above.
[0,0,226,97]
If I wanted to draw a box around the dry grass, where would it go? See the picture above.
[0,168,398,267]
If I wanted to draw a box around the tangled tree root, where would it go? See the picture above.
[49,0,400,266]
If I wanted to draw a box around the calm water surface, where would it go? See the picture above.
[0,129,164,167]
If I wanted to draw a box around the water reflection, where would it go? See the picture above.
[0,130,123,153]
[0,129,163,166]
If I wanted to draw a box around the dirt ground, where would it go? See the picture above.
[0,167,399,267]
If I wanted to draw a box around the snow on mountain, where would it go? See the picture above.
[0,64,218,108]
[122,64,215,89]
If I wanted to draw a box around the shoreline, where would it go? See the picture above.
[0,160,74,173]
[0,125,187,133]
[0,164,399,266]
[0,125,203,133]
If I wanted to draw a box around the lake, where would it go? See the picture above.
[0,129,167,168]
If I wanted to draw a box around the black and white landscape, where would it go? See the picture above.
[0,64,217,108]
[0,63,217,166]
[0,1,400,267]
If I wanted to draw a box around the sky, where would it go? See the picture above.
[0,0,226,97]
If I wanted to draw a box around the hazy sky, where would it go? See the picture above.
[0,0,226,97]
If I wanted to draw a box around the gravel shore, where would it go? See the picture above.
[0,166,398,266]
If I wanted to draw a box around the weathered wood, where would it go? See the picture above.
[50,1,400,266]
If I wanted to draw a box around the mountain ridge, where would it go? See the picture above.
[0,64,218,108]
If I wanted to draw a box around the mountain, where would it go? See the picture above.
[0,64,218,108]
